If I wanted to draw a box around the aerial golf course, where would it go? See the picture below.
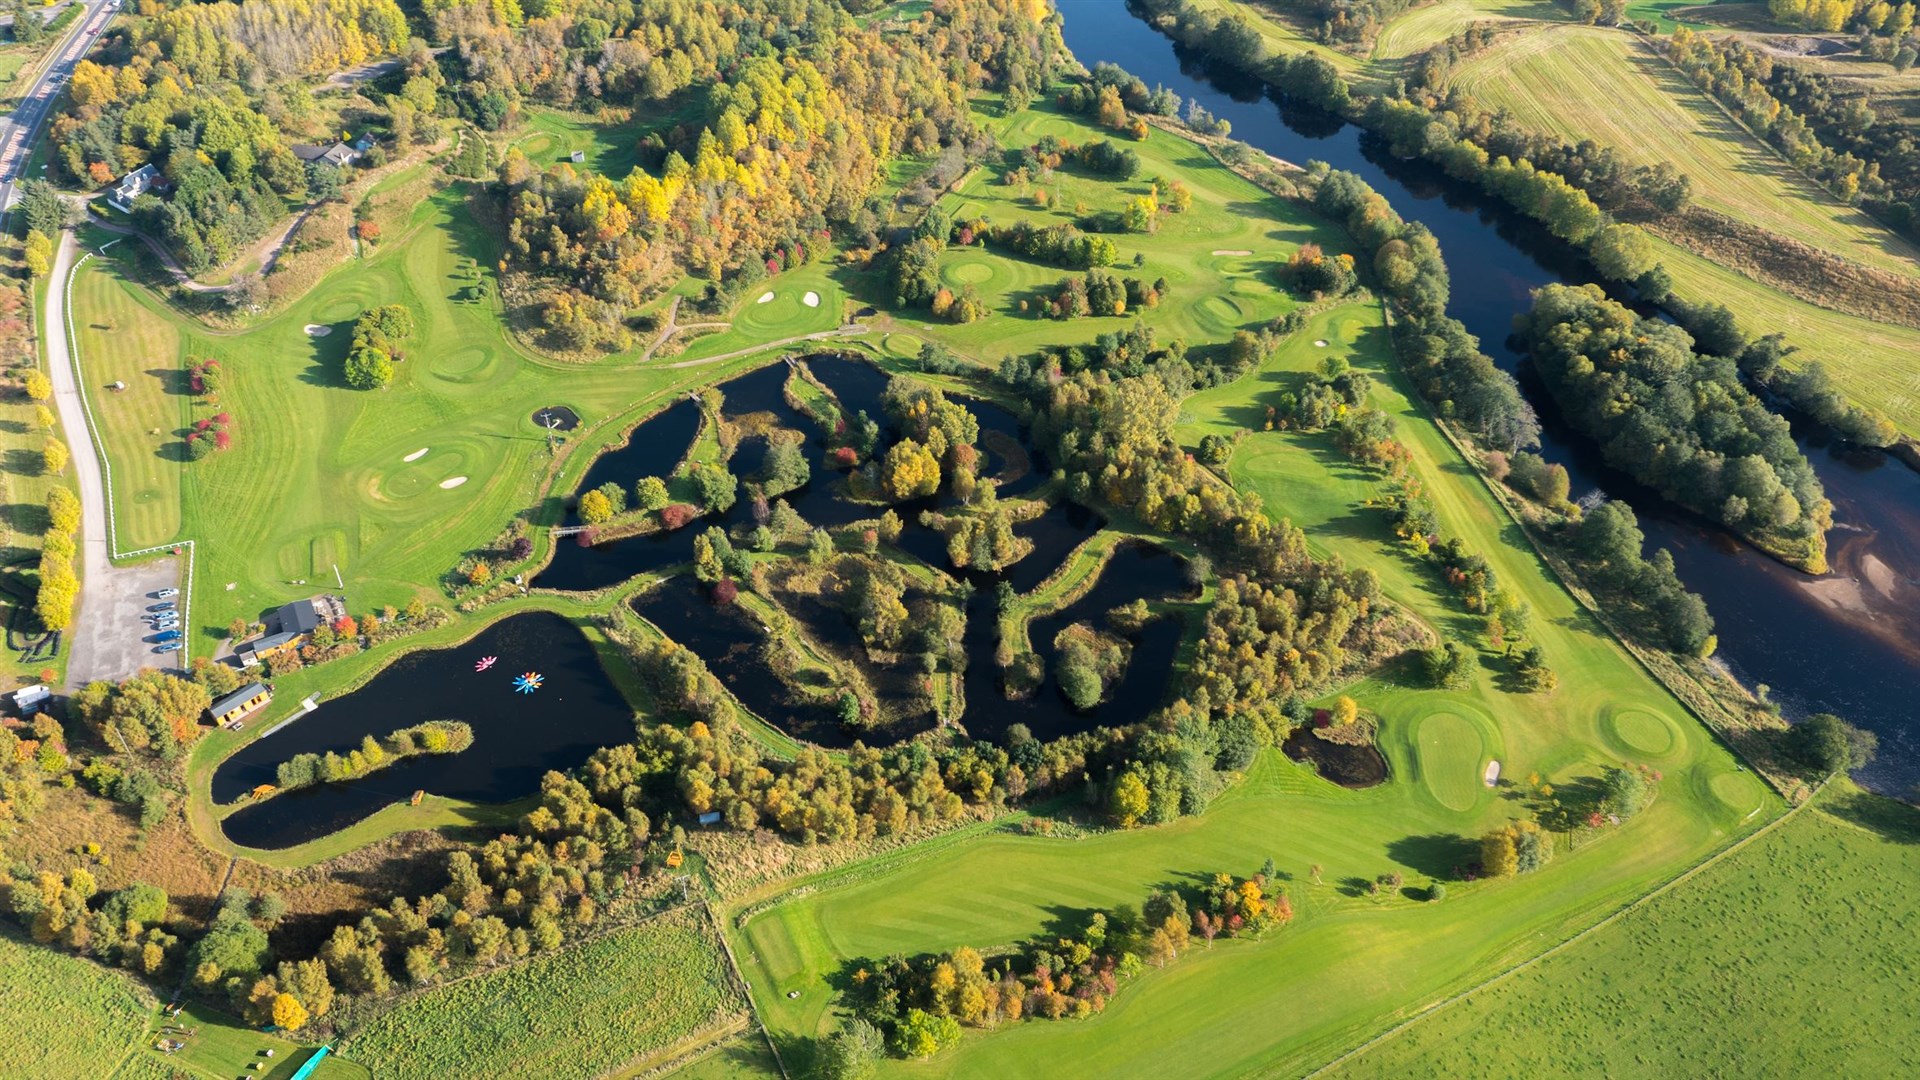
[18,18,1918,1075]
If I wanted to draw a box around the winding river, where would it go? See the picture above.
[1060,0,1920,793]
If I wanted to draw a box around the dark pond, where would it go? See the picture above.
[532,405,581,432]
[538,355,1079,575]
[213,611,636,849]
[631,577,905,748]
[1066,0,1920,792]
[539,351,1193,746]
[961,542,1194,742]
[1282,726,1388,788]
[566,397,700,522]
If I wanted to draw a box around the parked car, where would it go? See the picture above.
[148,602,175,612]
[152,622,179,632]
[155,588,177,598]
[151,630,180,643]
[151,645,175,654]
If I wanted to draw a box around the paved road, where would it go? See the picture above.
[0,0,118,224]
[45,230,180,685]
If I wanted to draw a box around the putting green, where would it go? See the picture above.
[1709,770,1765,817]
[431,344,496,382]
[1198,294,1243,326]
[1607,707,1679,758]
[313,296,362,324]
[379,448,469,500]
[946,260,995,285]
[707,266,845,355]
[1413,710,1488,812]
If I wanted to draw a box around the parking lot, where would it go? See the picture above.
[66,556,183,686]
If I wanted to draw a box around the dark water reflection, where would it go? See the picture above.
[962,543,1194,742]
[1065,0,1920,793]
[215,611,636,849]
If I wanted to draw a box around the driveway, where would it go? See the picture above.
[45,230,183,685]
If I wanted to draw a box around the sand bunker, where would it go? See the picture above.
[756,291,774,304]
[802,291,820,308]
[403,448,429,462]
[438,476,468,489]
[304,324,332,337]
[1212,249,1252,256]
[1313,339,1329,347]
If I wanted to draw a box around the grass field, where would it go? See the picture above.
[730,298,1774,1078]
[1332,784,1920,1076]
[1369,0,1553,60]
[1449,25,1920,280]
[341,908,748,1080]
[0,925,152,1079]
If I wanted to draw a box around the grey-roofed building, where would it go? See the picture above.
[209,682,271,726]
[291,141,361,169]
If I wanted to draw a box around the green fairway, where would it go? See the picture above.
[117,1003,368,1080]
[1331,785,1920,1077]
[883,101,1344,368]
[731,298,1775,1078]
[509,106,696,179]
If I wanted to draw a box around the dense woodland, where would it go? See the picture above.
[49,0,414,270]
[489,0,1061,348]
[1517,284,1831,571]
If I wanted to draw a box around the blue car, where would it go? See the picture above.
[151,630,180,644]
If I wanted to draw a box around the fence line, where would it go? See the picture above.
[61,248,197,652]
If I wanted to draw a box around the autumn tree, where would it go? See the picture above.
[635,475,669,510]
[578,489,615,524]
[1332,695,1358,726]
[1108,769,1150,827]
[270,992,308,1032]
[23,231,52,278]
[882,438,941,500]
[1480,826,1518,878]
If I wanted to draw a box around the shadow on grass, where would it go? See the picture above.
[1826,788,1920,845]
[1,447,41,477]
[298,320,356,388]
[0,501,48,537]
[145,366,194,395]
[1386,832,1480,881]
